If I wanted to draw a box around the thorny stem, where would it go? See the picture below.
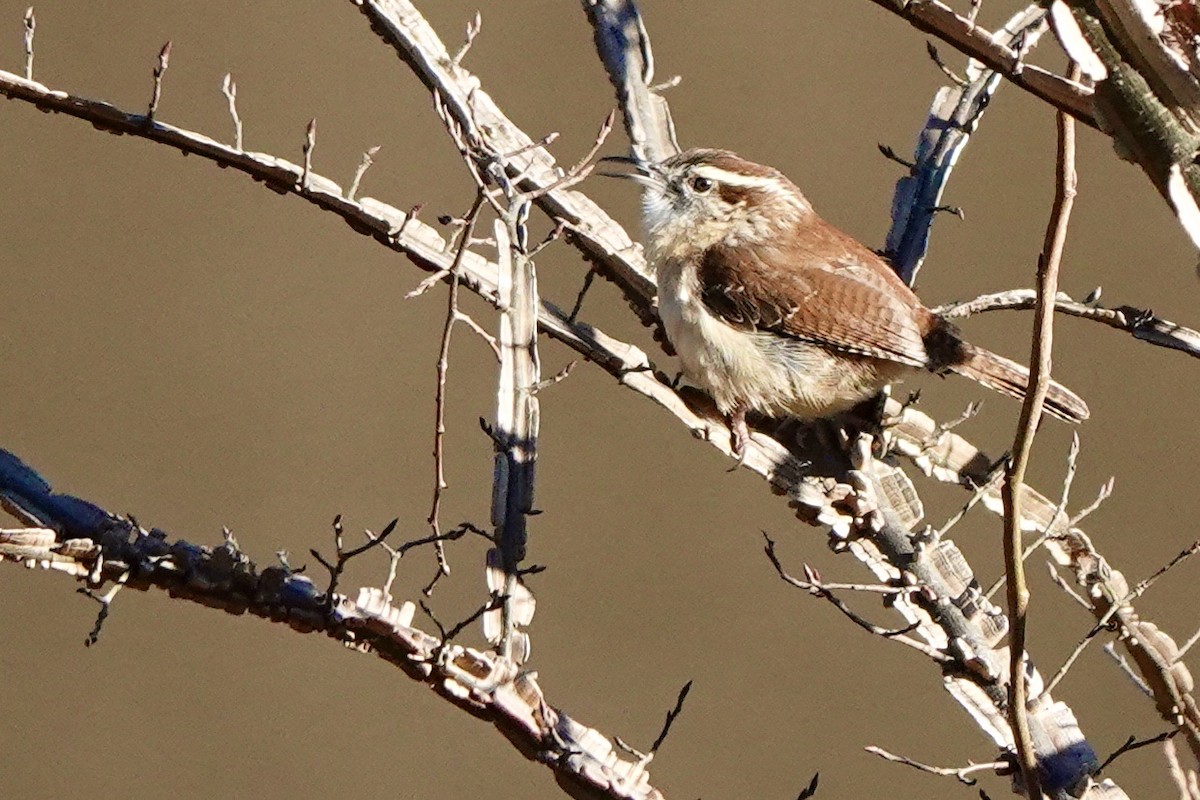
[1002,63,1080,800]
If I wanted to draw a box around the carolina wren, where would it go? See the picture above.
[600,148,1089,455]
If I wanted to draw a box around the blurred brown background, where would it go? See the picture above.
[1,1,1197,798]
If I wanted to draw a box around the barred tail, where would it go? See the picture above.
[950,346,1089,423]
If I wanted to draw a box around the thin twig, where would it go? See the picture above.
[1001,62,1079,800]
[879,143,916,169]
[348,145,381,202]
[1103,642,1153,697]
[426,192,488,595]
[1071,477,1115,525]
[148,41,171,122]
[864,0,1098,129]
[926,40,968,86]
[1130,540,1200,598]
[1097,730,1176,773]
[763,534,948,662]
[500,131,559,161]
[1176,625,1200,662]
[967,0,982,27]
[366,522,486,598]
[649,680,692,754]
[454,310,501,359]
[391,203,424,245]
[935,459,1005,540]
[405,268,451,300]
[985,434,1078,601]
[864,745,1006,785]
[533,360,576,392]
[23,7,34,81]
[1043,600,1123,697]
[615,678,694,777]
[1048,562,1091,610]
[523,109,616,201]
[78,571,128,647]
[568,267,597,323]
[421,593,503,653]
[451,11,481,66]
[221,73,243,151]
[301,118,316,191]
[309,515,400,601]
[1046,540,1200,699]
[527,219,565,258]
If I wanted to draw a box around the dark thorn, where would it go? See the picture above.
[649,679,693,754]
[878,144,915,170]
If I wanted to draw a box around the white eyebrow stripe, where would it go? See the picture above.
[692,165,777,188]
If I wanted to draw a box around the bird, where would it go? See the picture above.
[599,148,1088,456]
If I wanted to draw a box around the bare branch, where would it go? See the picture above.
[310,515,400,601]
[763,533,949,663]
[1097,730,1176,774]
[864,745,1007,786]
[1000,67,1079,800]
[865,0,1097,128]
[0,468,666,800]
[351,0,660,329]
[0,8,1166,795]
[487,201,540,663]
[935,289,1200,360]
[425,193,488,594]
[581,0,678,163]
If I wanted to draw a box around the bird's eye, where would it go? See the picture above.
[690,176,714,193]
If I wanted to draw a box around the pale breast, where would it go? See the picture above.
[658,259,800,415]
[657,259,911,418]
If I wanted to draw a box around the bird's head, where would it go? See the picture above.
[599,148,812,257]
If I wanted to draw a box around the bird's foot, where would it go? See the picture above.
[727,407,751,471]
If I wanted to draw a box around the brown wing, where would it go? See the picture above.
[697,223,935,369]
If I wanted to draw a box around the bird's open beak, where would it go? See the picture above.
[596,155,664,189]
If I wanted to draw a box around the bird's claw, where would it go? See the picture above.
[727,408,751,471]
